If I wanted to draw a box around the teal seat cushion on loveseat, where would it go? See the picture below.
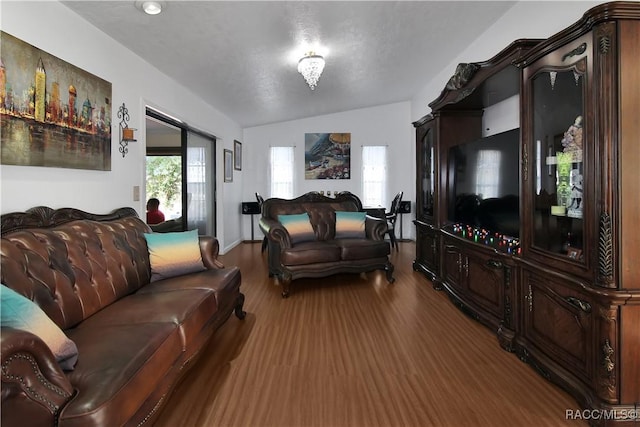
[334,211,366,239]
[278,212,316,244]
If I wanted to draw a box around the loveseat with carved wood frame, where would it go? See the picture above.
[259,192,395,297]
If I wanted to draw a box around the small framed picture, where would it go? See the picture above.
[224,149,233,183]
[234,140,242,171]
[567,247,582,260]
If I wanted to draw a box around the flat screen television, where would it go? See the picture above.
[448,128,520,238]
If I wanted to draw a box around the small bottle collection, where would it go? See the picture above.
[450,223,521,255]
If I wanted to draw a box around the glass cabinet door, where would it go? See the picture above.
[529,58,586,261]
[418,127,435,222]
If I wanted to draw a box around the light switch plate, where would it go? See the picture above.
[133,185,140,201]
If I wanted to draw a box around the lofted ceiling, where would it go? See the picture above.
[61,1,516,128]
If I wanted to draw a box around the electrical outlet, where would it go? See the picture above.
[133,186,140,201]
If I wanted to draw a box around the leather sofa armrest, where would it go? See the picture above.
[259,218,292,248]
[365,216,388,240]
[1,327,74,427]
[198,236,224,269]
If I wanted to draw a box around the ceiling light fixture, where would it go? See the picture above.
[138,1,163,15]
[297,52,325,90]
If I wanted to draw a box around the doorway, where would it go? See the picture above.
[146,117,182,224]
[145,108,217,235]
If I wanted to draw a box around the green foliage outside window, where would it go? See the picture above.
[146,156,181,212]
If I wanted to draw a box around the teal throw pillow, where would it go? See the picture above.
[144,229,206,282]
[278,213,316,244]
[335,211,366,239]
[0,284,78,371]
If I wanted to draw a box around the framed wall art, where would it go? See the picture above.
[234,140,242,171]
[224,149,233,182]
[0,31,112,171]
[304,133,351,179]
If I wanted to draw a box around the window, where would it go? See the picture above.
[270,146,294,199]
[362,146,387,207]
[475,150,501,199]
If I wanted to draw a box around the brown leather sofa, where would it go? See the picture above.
[259,192,395,297]
[0,207,245,427]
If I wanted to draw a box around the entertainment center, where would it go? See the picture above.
[413,2,639,424]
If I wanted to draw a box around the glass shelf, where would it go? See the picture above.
[418,127,435,220]
[531,66,585,260]
[447,223,521,255]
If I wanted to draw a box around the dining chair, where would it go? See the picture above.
[386,191,403,250]
[256,193,268,253]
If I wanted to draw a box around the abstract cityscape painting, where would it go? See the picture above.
[304,133,351,179]
[1,31,112,170]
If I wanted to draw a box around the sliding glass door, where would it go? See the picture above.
[146,107,216,236]
[185,131,215,235]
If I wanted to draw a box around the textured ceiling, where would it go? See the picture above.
[62,1,516,128]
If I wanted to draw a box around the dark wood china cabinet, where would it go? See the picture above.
[413,2,640,424]
[412,110,481,283]
[412,113,439,282]
[414,37,539,348]
[516,2,640,419]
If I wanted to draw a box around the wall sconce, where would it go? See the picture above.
[118,103,136,157]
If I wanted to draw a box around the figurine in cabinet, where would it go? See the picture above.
[568,168,583,216]
[555,152,573,212]
[561,115,583,162]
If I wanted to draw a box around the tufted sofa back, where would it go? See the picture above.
[262,192,362,241]
[1,207,152,330]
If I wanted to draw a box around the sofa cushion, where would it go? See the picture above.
[64,322,182,427]
[278,213,316,244]
[144,229,206,282]
[280,241,341,266]
[0,284,78,370]
[334,239,391,261]
[138,267,241,312]
[76,288,217,350]
[334,211,366,239]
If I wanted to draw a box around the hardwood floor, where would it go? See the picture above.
[155,241,585,427]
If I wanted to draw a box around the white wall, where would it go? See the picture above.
[243,101,415,240]
[410,1,605,122]
[0,1,244,253]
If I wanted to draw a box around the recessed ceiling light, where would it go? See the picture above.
[135,1,164,15]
